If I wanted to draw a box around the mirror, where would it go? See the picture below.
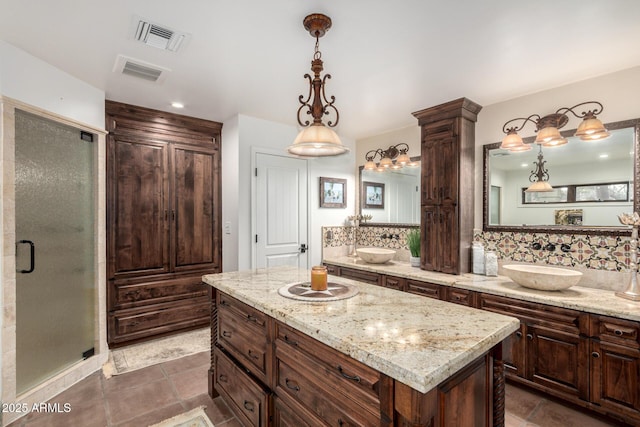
[359,157,420,225]
[483,118,640,234]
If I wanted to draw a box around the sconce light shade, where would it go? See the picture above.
[525,180,554,192]
[288,124,349,157]
[508,143,532,152]
[575,116,610,141]
[501,130,525,150]
[363,160,377,170]
[535,126,567,146]
[396,153,411,165]
[379,156,393,168]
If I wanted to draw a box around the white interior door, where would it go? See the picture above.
[255,153,308,269]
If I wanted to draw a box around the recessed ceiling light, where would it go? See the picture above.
[599,153,609,158]
[521,163,528,167]
[171,102,184,109]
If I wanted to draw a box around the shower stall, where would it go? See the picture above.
[14,110,96,394]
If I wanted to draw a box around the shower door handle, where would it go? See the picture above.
[17,240,35,273]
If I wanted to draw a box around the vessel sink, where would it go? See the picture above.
[502,264,582,291]
[356,248,395,264]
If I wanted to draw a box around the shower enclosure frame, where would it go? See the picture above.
[0,96,107,425]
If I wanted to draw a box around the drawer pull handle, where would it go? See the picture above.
[515,331,523,338]
[283,334,298,346]
[222,330,232,338]
[247,314,259,323]
[614,329,623,336]
[248,349,260,360]
[337,365,361,383]
[243,400,255,412]
[526,334,533,340]
[285,378,300,392]
[592,352,600,358]
[220,300,230,307]
[338,419,344,426]
[219,374,228,383]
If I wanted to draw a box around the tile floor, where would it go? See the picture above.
[6,351,627,427]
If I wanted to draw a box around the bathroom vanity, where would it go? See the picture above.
[203,266,519,426]
[323,257,640,426]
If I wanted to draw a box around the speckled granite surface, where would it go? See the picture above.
[323,256,640,322]
[202,266,518,394]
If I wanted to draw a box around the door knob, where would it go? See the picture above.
[299,244,307,253]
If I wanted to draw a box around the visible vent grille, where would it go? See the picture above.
[113,55,170,83]
[132,16,190,52]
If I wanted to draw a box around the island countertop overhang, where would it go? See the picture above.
[203,266,519,394]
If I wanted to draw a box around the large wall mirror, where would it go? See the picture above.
[359,157,420,225]
[483,118,640,235]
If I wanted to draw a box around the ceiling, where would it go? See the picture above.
[2,1,640,140]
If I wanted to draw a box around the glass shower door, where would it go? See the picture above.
[15,110,95,394]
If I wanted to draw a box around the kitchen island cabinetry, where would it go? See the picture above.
[204,267,519,427]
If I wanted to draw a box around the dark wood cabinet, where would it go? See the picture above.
[413,98,481,274]
[382,275,406,291]
[106,101,222,346]
[406,278,443,299]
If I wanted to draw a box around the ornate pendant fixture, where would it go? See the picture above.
[500,101,609,152]
[525,145,553,192]
[287,13,349,157]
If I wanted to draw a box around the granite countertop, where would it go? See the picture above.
[323,256,640,322]
[202,266,519,394]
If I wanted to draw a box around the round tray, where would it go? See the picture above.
[278,281,359,302]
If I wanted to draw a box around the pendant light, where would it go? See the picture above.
[287,14,349,157]
[525,145,553,193]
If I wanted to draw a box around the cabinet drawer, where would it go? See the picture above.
[478,294,586,334]
[109,297,209,345]
[447,288,475,307]
[218,311,268,381]
[324,263,341,275]
[590,315,640,348]
[217,291,268,332]
[340,267,381,286]
[214,348,270,427]
[275,322,380,414]
[406,279,442,300]
[273,396,322,427]
[382,275,406,291]
[110,276,208,309]
[276,357,379,426]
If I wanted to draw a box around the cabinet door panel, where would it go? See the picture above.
[421,139,439,205]
[591,341,640,414]
[172,145,219,272]
[109,137,169,278]
[439,204,458,274]
[527,325,589,400]
[421,206,439,271]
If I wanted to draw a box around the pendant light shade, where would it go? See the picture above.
[289,124,348,157]
[525,180,554,192]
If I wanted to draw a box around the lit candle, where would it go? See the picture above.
[310,266,328,291]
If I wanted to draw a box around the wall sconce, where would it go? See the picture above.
[287,14,349,157]
[363,143,415,171]
[500,101,610,152]
[525,145,553,192]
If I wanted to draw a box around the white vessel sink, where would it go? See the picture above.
[502,264,582,291]
[356,248,396,264]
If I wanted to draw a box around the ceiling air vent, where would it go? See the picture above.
[131,16,191,53]
[113,55,170,83]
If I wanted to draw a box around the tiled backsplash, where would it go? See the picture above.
[323,225,633,273]
[475,230,630,272]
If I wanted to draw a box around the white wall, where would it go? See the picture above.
[475,66,640,227]
[223,114,356,271]
[0,40,104,129]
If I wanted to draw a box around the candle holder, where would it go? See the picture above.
[616,213,640,301]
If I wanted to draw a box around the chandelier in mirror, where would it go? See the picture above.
[363,143,416,171]
[525,145,553,192]
[500,101,610,152]
[287,13,349,157]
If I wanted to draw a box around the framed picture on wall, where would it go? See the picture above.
[320,177,347,208]
[363,181,385,209]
